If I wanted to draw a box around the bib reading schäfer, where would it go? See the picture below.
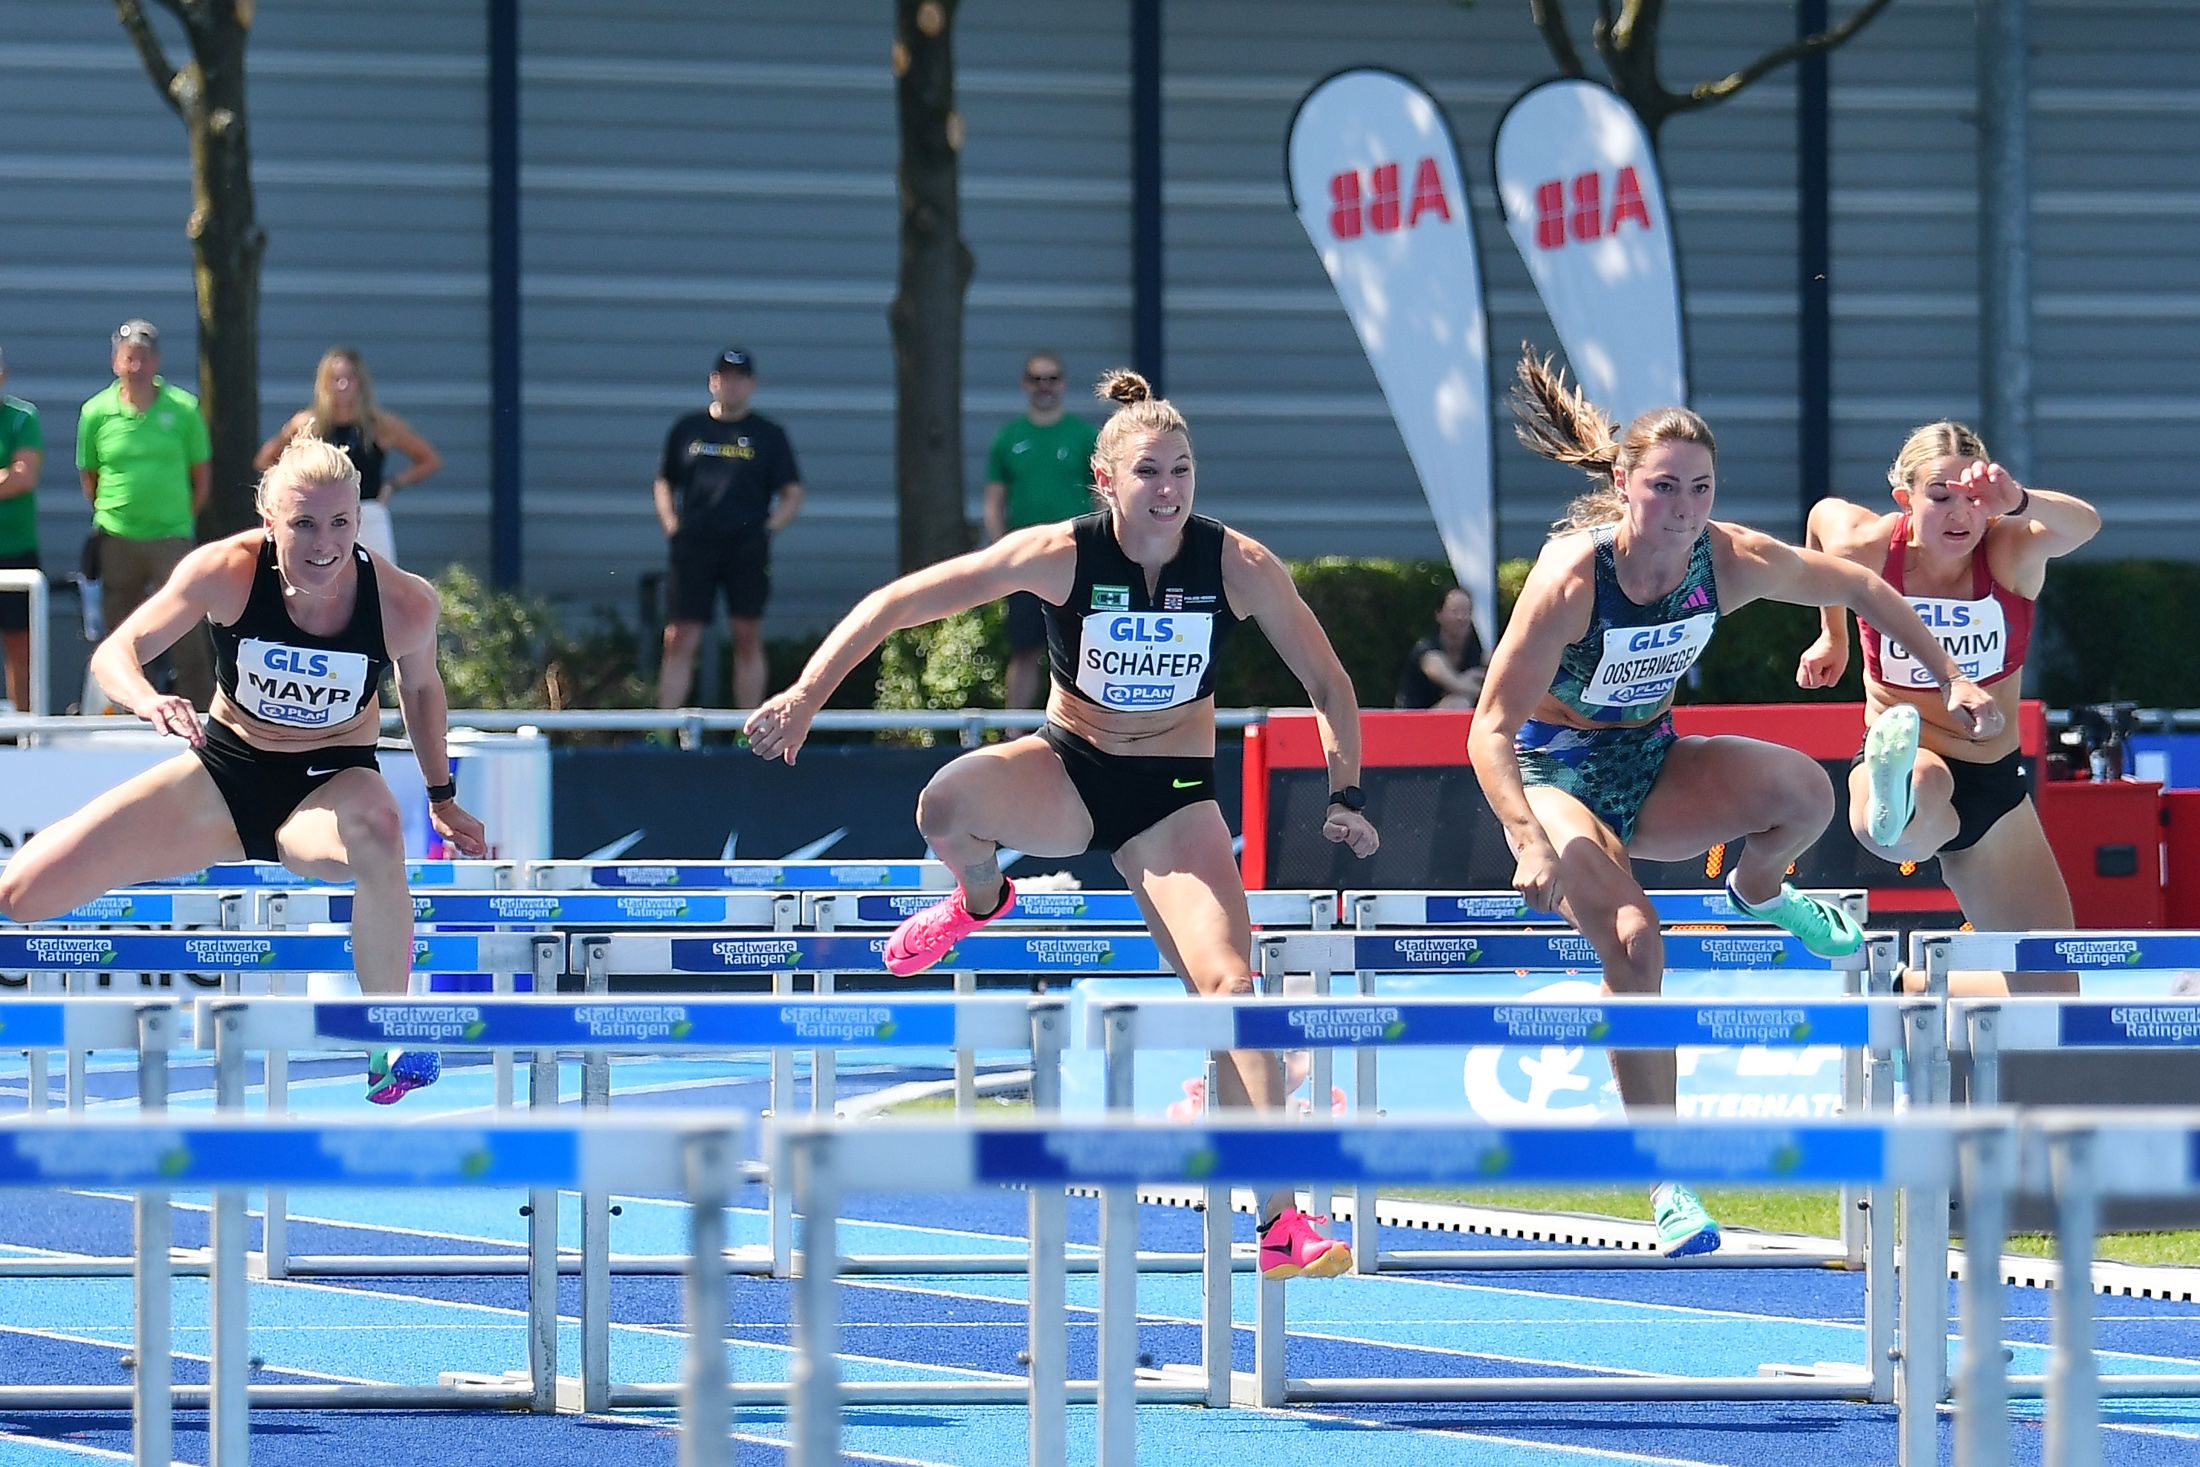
[1076,611,1216,711]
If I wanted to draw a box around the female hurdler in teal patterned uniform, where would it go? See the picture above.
[1472,352,2004,1256]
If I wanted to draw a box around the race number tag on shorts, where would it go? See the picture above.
[236,638,372,728]
[1077,612,1215,711]
[1584,612,1716,711]
[1881,596,2009,687]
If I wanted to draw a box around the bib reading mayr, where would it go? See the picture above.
[236,638,373,727]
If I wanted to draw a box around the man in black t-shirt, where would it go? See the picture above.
[1395,586,1488,709]
[653,348,804,709]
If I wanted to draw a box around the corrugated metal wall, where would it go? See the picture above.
[3,0,2193,650]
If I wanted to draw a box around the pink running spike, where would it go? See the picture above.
[1258,1207,1353,1280]
[882,881,1016,977]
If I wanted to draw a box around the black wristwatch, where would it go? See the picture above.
[1327,784,1366,813]
[425,780,458,805]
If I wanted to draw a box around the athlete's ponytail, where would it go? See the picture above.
[1511,345,1716,534]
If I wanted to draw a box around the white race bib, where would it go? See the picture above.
[1077,612,1215,711]
[1584,612,1716,710]
[236,638,372,728]
[1880,596,2009,688]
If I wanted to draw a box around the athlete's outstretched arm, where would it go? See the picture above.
[1720,524,2003,738]
[89,540,255,746]
[1467,538,1592,912]
[1796,498,1882,689]
[745,525,1073,764]
[385,576,489,858]
[1222,531,1377,857]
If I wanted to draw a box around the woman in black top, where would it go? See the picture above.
[256,347,442,565]
[1396,585,1488,709]
[0,436,485,1103]
[747,371,1379,1279]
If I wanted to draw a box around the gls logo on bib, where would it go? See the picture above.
[1078,613,1214,710]
[1882,596,2008,686]
[237,639,371,727]
[1584,612,1715,709]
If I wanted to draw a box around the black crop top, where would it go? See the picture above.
[211,539,392,732]
[1043,511,1239,712]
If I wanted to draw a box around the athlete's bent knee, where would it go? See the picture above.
[337,802,406,871]
[1190,967,1257,1000]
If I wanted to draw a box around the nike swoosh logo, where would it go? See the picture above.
[306,766,343,778]
[1171,778,1204,789]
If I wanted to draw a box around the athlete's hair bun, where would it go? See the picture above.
[1096,369,1152,407]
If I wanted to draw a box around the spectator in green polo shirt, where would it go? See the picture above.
[0,346,44,712]
[77,320,213,708]
[982,350,1099,708]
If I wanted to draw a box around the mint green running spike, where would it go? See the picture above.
[1653,1182,1722,1257]
[1727,879,1864,959]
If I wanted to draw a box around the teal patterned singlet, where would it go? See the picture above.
[1545,522,1721,724]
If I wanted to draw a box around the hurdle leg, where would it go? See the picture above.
[1864,1031,1898,1405]
[1351,1043,1379,1275]
[1097,1181,1138,1467]
[1954,1124,2011,1467]
[680,1134,734,1467]
[768,968,802,1279]
[952,969,976,1111]
[787,1136,842,1467]
[1202,1183,1230,1408]
[26,969,53,1115]
[132,1030,172,1467]
[529,1049,561,1412]
[262,970,291,1280]
[209,1011,251,1467]
[65,970,90,1110]
[815,967,842,1116]
[1023,1006,1069,1459]
[580,958,614,1411]
[2044,1130,2102,1467]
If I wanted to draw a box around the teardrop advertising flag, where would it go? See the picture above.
[1286,68,1496,649]
[1494,78,1687,423]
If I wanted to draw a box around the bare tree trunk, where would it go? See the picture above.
[889,0,975,574]
[116,0,265,539]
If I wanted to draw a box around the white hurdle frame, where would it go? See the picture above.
[1253,928,1894,1275]
[781,1112,1997,1467]
[0,1112,740,1467]
[1092,992,1914,1411]
[570,928,1190,1282]
[193,992,1070,1415]
[809,887,1335,1115]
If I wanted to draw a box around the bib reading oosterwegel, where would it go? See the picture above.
[1545,523,1722,723]
[1045,511,1240,712]
[211,540,392,730]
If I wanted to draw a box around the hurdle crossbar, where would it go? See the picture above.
[1345,888,1869,929]
[0,1112,742,1467]
[526,858,952,891]
[781,1113,1994,1467]
[140,859,514,890]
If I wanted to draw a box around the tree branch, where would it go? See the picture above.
[114,0,185,116]
[1679,0,1899,111]
[1528,0,1588,78]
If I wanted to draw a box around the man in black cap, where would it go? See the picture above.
[652,348,804,709]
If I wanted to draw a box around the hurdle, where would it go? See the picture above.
[148,858,515,889]
[1249,928,1896,1273]
[526,857,951,890]
[2004,1111,2200,1467]
[194,990,1069,1416]
[808,886,1335,1108]
[0,999,183,1280]
[0,1111,742,1467]
[1343,887,1869,929]
[779,1111,1993,1467]
[1090,991,1914,1411]
[5,889,241,1115]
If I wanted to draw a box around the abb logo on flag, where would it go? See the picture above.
[1533,167,1653,248]
[1329,157,1453,239]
